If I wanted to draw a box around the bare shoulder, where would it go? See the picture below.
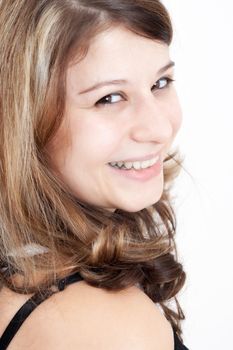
[9,280,174,350]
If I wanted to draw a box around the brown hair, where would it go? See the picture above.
[0,0,186,339]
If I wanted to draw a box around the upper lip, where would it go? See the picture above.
[112,152,161,163]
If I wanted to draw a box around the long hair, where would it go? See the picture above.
[0,0,186,339]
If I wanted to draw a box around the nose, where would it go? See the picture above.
[130,96,173,144]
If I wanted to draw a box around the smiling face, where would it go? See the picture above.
[47,26,182,212]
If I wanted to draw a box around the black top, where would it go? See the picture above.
[0,271,189,349]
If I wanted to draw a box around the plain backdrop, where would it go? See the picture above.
[161,0,233,349]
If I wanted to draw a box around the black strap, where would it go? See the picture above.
[56,271,83,291]
[0,271,83,349]
[173,328,189,350]
[0,271,189,350]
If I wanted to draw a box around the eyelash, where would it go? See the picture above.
[95,76,175,107]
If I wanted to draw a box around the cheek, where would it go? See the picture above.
[67,116,120,163]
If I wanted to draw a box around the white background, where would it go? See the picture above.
[161,1,233,349]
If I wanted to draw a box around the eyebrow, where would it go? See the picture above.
[79,60,175,95]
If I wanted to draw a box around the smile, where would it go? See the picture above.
[109,155,159,170]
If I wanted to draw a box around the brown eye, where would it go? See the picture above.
[152,77,175,90]
[95,93,123,107]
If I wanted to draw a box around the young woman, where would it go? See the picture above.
[0,1,189,349]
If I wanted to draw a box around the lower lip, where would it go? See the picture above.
[107,159,162,182]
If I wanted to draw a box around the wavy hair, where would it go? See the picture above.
[0,0,186,339]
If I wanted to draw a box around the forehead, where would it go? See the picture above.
[68,26,170,84]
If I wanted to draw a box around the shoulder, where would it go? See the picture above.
[10,280,174,350]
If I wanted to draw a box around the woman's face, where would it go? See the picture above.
[47,26,182,212]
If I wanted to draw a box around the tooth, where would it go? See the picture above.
[152,156,159,164]
[148,158,155,166]
[132,161,141,170]
[124,162,133,169]
[110,162,117,166]
[147,159,154,166]
[141,160,151,169]
[116,161,124,167]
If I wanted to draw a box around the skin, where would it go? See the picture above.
[47,25,182,212]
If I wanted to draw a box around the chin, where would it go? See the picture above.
[117,193,163,213]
